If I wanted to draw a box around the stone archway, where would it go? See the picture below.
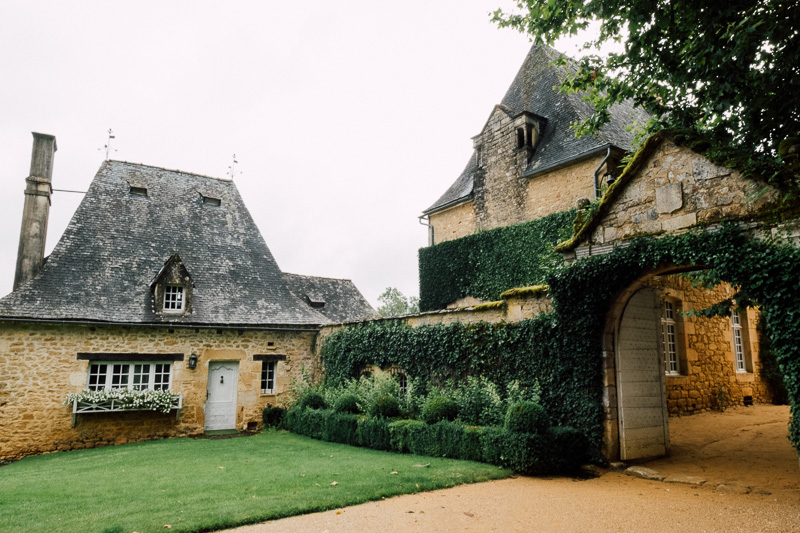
[599,263,781,461]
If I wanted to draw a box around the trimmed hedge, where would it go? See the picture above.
[421,396,459,424]
[285,407,585,474]
[418,209,575,311]
[333,394,361,414]
[505,401,549,434]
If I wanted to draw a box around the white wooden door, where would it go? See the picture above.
[616,288,670,460]
[205,361,239,431]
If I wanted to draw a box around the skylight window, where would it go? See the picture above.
[129,186,148,197]
[202,195,221,206]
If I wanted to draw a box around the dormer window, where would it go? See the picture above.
[163,284,184,312]
[202,195,221,207]
[151,253,194,316]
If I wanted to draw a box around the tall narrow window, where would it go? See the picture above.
[163,284,184,312]
[261,361,276,394]
[731,310,748,373]
[661,300,680,375]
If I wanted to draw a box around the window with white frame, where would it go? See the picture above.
[260,360,276,394]
[661,300,680,375]
[163,284,184,312]
[731,310,749,373]
[87,362,172,391]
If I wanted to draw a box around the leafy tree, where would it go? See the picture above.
[377,287,420,317]
[492,1,800,158]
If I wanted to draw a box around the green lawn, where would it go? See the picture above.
[0,431,509,533]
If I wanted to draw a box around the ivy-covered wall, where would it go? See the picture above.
[324,224,800,458]
[418,209,575,311]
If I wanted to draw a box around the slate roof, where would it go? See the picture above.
[0,160,342,327]
[424,44,649,215]
[283,273,377,323]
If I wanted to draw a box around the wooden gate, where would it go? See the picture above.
[616,287,670,460]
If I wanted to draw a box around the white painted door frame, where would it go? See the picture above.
[205,361,239,431]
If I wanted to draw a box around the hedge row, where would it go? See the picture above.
[418,209,575,311]
[284,407,587,475]
[320,317,604,453]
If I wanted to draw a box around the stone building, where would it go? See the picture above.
[0,133,375,461]
[419,45,789,460]
[421,44,648,245]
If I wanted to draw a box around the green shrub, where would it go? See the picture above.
[459,426,484,462]
[370,395,400,418]
[297,390,326,410]
[333,394,361,414]
[262,406,286,428]
[324,411,359,446]
[421,396,458,424]
[357,417,391,450]
[505,401,549,434]
[388,419,426,453]
[284,408,322,438]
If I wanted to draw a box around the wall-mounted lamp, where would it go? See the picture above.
[188,353,198,370]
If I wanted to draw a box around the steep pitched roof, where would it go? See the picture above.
[283,273,378,323]
[0,161,330,327]
[424,44,649,215]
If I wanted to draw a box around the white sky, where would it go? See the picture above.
[0,1,593,307]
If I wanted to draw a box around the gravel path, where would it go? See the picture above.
[225,406,799,532]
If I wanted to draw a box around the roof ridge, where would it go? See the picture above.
[284,272,355,283]
[107,160,233,183]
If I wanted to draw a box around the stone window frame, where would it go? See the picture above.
[260,361,276,394]
[730,308,753,373]
[661,298,684,376]
[151,253,194,316]
[86,361,174,392]
[254,354,286,395]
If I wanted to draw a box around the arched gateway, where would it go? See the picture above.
[556,133,800,461]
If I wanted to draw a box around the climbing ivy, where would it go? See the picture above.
[324,224,800,457]
[418,209,575,311]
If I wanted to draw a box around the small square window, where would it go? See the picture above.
[163,285,184,312]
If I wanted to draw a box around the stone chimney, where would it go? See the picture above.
[14,132,57,290]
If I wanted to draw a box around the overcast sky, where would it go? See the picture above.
[0,1,593,307]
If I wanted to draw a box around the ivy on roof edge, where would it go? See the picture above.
[555,129,800,253]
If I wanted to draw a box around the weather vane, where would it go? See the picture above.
[227,154,242,179]
[98,129,117,160]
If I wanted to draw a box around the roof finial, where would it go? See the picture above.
[227,154,242,180]
[98,129,117,160]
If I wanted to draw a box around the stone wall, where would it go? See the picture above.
[0,322,316,461]
[589,140,781,245]
[525,155,603,220]
[428,201,475,244]
[644,274,773,415]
